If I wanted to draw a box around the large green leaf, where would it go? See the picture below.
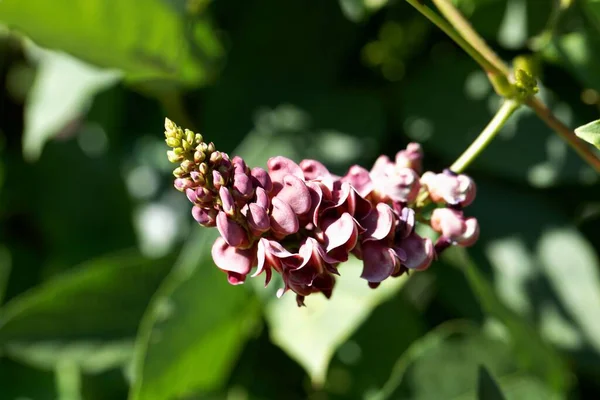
[575,119,600,149]
[129,228,259,400]
[0,251,173,372]
[478,366,506,400]
[468,179,600,377]
[444,248,569,393]
[265,256,408,385]
[369,322,558,400]
[0,0,222,85]
[22,47,121,161]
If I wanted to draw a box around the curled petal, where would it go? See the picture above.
[430,208,466,239]
[342,165,373,198]
[251,167,273,192]
[267,156,305,192]
[275,175,311,215]
[396,206,416,239]
[246,203,270,233]
[270,197,299,236]
[211,237,255,285]
[456,217,479,247]
[361,203,394,241]
[397,233,434,271]
[324,212,358,253]
[395,143,423,172]
[300,159,334,188]
[219,187,235,215]
[384,168,421,203]
[370,155,394,178]
[360,240,397,282]
[216,211,248,247]
[306,182,323,226]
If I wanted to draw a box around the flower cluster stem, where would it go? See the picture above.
[450,100,519,174]
[406,0,600,174]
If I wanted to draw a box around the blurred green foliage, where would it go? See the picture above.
[1,0,600,399]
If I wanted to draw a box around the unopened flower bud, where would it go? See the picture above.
[213,170,225,189]
[164,118,179,138]
[195,133,203,144]
[181,159,195,173]
[192,206,217,227]
[173,167,185,178]
[219,187,235,215]
[251,167,273,192]
[194,150,206,163]
[207,142,216,153]
[174,178,194,192]
[210,151,222,163]
[174,147,185,156]
[185,129,195,145]
[167,150,182,163]
[165,137,181,148]
[199,163,208,175]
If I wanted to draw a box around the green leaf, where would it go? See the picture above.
[444,247,570,394]
[370,322,558,400]
[129,229,259,400]
[478,366,506,400]
[0,250,173,372]
[22,47,121,161]
[265,256,408,385]
[575,119,600,149]
[467,179,600,378]
[0,357,57,400]
[0,0,222,85]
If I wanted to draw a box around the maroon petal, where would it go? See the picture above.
[211,237,255,285]
[306,182,323,226]
[270,197,299,236]
[361,203,394,241]
[396,233,434,271]
[216,211,248,247]
[324,212,358,253]
[360,240,397,282]
[251,167,273,192]
[246,203,270,233]
[267,156,305,192]
[456,217,479,247]
[343,165,374,198]
[275,175,311,215]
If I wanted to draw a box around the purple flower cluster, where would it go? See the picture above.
[165,119,479,306]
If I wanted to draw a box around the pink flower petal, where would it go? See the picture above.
[361,203,394,241]
[233,172,253,198]
[246,203,270,233]
[254,186,270,210]
[397,233,434,271]
[360,240,397,282]
[269,197,299,236]
[300,159,332,181]
[211,237,255,285]
[324,212,358,253]
[275,175,311,215]
[251,167,273,192]
[430,208,466,239]
[216,211,248,247]
[342,165,373,198]
[219,187,235,215]
[267,156,305,192]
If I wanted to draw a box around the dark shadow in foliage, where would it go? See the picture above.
[478,365,506,400]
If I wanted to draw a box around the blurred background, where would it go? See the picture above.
[1,0,600,399]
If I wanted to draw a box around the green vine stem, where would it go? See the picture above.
[450,100,519,173]
[407,0,600,174]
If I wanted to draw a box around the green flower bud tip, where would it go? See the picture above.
[165,118,178,137]
[182,140,192,152]
[167,150,183,163]
[194,151,206,163]
[181,159,195,173]
[185,129,195,146]
[166,137,181,148]
[173,167,185,178]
